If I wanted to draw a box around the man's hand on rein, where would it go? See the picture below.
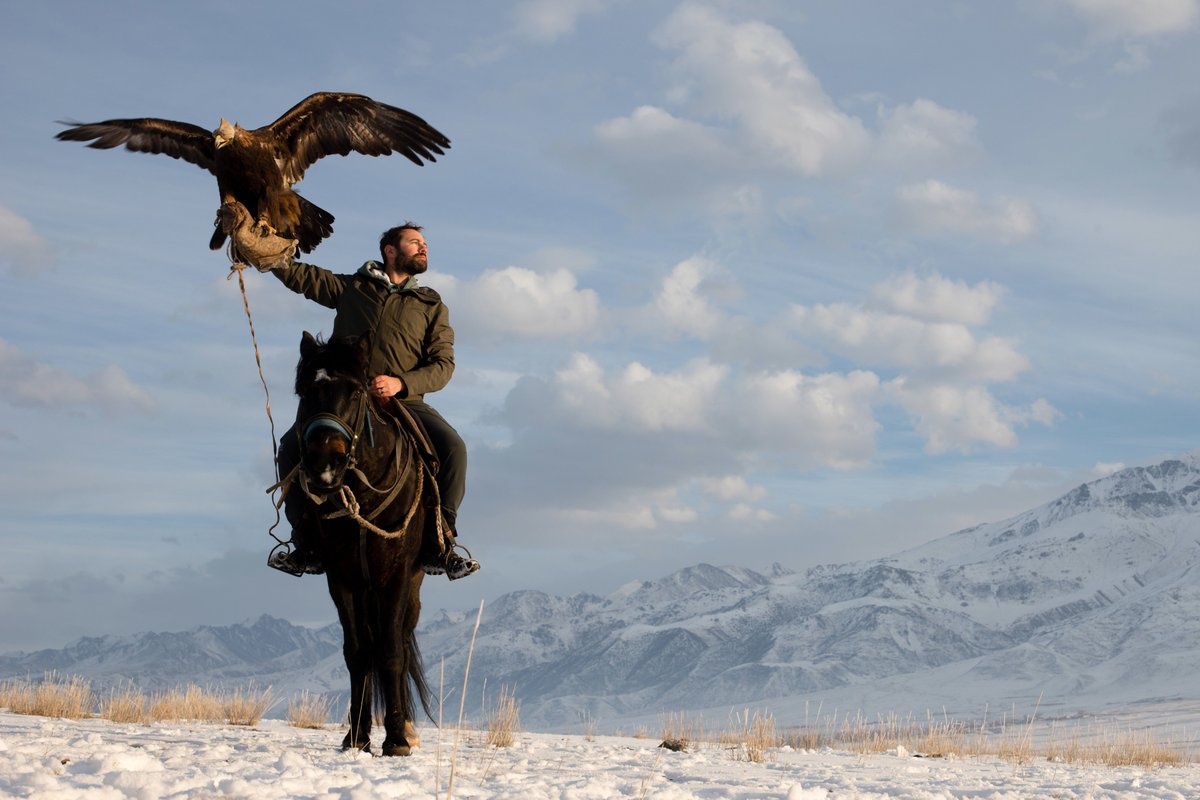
[371,375,404,399]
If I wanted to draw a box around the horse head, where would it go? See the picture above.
[293,330,373,493]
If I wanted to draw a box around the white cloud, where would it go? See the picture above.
[1061,0,1199,39]
[658,502,699,524]
[877,99,981,169]
[0,339,156,414]
[652,4,872,176]
[868,271,1007,326]
[440,267,599,339]
[0,207,54,276]
[653,256,729,338]
[728,502,776,522]
[896,180,1039,243]
[587,6,995,227]
[592,105,734,180]
[511,0,627,42]
[887,379,1058,454]
[702,475,767,503]
[552,353,728,432]
[595,105,726,155]
[740,369,882,468]
[790,303,1028,382]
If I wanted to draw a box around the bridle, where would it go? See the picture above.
[294,377,410,520]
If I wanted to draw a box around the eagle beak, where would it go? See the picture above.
[214,118,234,148]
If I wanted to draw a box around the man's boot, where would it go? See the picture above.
[422,515,479,581]
[268,540,325,576]
[268,506,325,576]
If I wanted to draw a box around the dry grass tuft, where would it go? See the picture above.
[721,708,780,762]
[774,702,1192,768]
[1045,721,1188,768]
[98,682,147,724]
[0,673,94,719]
[658,711,704,753]
[485,685,521,747]
[221,684,274,726]
[580,710,598,742]
[147,684,223,722]
[287,690,334,729]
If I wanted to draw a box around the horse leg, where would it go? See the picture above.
[377,598,412,757]
[330,582,373,753]
[380,578,426,757]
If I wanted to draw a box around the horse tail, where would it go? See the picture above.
[409,630,433,720]
[368,584,433,726]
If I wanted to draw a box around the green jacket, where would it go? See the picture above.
[273,259,454,401]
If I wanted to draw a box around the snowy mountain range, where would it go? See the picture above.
[3,454,1198,731]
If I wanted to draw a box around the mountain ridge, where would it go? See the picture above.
[3,453,1197,730]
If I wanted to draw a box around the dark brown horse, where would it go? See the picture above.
[280,331,432,755]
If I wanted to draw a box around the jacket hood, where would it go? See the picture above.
[357,260,418,293]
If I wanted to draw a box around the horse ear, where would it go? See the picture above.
[301,331,319,359]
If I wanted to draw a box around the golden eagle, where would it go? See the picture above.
[56,92,450,253]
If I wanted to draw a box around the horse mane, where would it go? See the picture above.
[294,331,373,395]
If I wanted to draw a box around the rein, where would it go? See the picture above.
[271,382,423,541]
[224,260,288,547]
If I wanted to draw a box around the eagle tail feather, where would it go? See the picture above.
[295,194,335,254]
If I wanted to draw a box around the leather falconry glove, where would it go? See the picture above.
[216,200,298,271]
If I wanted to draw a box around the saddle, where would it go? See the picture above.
[386,398,439,476]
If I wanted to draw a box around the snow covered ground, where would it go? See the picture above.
[1,711,1197,799]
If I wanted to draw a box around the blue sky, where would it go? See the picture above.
[1,0,1197,651]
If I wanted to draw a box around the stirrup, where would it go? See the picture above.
[268,543,324,577]
[423,542,479,580]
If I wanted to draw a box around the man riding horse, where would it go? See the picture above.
[230,211,479,581]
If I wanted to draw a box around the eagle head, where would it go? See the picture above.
[213,118,238,148]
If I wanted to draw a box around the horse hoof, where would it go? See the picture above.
[382,740,412,757]
[341,733,371,753]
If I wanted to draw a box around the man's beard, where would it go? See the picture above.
[398,253,428,275]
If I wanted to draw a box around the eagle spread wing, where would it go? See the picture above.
[55,93,451,254]
[55,117,217,172]
[265,92,451,186]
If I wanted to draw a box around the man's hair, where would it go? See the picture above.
[379,222,424,262]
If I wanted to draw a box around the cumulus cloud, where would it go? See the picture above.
[483,265,1053,533]
[781,271,1054,452]
[653,256,731,339]
[887,380,1060,454]
[511,0,627,42]
[1060,0,1199,39]
[440,267,599,339]
[876,99,981,170]
[702,475,767,503]
[591,5,984,200]
[594,106,728,160]
[551,353,727,432]
[653,4,871,176]
[0,339,156,414]
[896,180,1039,243]
[868,271,1007,326]
[590,105,741,202]
[0,207,54,276]
[583,5,1014,238]
[790,305,1028,382]
[739,369,882,468]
